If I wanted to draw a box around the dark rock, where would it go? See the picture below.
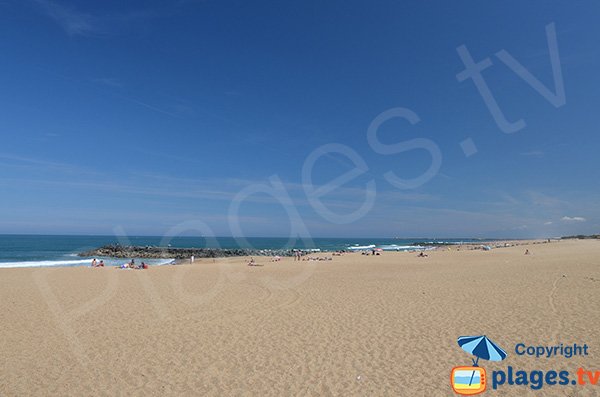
[78,244,301,259]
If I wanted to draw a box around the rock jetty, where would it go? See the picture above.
[78,244,301,259]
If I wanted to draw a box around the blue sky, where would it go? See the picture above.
[0,0,598,238]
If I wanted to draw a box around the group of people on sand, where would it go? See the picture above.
[247,257,260,266]
[91,258,148,269]
[302,256,332,261]
[91,258,104,267]
[118,259,148,270]
[248,254,334,265]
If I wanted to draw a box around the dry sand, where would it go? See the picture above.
[1,239,599,396]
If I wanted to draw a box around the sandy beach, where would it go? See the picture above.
[1,239,599,396]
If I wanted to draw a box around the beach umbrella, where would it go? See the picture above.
[458,335,507,365]
[458,335,507,386]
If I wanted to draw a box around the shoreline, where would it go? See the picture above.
[0,238,563,269]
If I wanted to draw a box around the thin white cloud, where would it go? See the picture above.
[30,0,167,37]
[561,216,586,222]
[544,221,553,225]
[92,77,123,88]
[520,150,544,158]
[0,153,95,174]
[32,0,98,36]
[117,94,181,118]
[526,191,566,208]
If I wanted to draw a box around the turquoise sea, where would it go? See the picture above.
[0,235,484,268]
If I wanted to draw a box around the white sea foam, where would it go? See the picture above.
[0,258,175,269]
[155,259,176,266]
[0,259,92,268]
[379,245,427,251]
[347,244,376,250]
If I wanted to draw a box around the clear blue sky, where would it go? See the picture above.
[0,0,598,238]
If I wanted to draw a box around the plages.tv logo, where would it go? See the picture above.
[451,335,508,395]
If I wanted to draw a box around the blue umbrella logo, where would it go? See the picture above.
[458,335,507,366]
[457,335,507,387]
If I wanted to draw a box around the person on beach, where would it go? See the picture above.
[91,258,97,267]
[417,252,428,257]
[247,257,256,266]
[525,249,530,255]
[98,260,104,267]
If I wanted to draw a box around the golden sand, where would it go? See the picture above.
[1,239,599,396]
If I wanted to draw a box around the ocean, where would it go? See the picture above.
[0,235,482,268]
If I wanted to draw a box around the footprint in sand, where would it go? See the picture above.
[548,274,566,342]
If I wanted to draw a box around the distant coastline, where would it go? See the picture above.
[78,239,554,260]
[561,234,600,240]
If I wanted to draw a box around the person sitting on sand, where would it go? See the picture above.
[247,257,256,266]
[417,252,428,257]
[98,260,104,267]
[525,249,530,255]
